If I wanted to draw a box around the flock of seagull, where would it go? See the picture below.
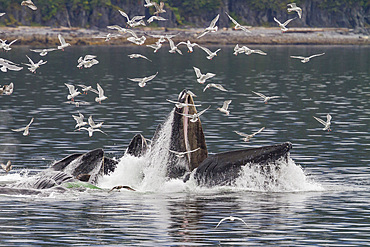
[1,1,332,172]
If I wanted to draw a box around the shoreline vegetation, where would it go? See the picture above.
[0,26,369,46]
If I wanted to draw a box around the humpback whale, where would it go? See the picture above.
[0,89,293,194]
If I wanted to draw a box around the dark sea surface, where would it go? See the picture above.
[0,45,369,246]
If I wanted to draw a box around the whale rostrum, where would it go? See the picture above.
[0,89,293,193]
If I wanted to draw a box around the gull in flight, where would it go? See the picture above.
[78,127,107,137]
[128,72,158,87]
[242,46,267,56]
[77,84,98,95]
[144,0,154,7]
[147,33,178,44]
[1,161,12,173]
[225,12,251,33]
[64,100,90,107]
[215,216,248,229]
[12,117,34,136]
[118,10,146,27]
[198,14,219,39]
[128,54,152,62]
[177,105,211,123]
[177,40,199,53]
[193,67,216,84]
[168,37,183,55]
[203,83,228,92]
[77,55,99,69]
[0,82,14,95]
[127,36,146,45]
[65,83,81,101]
[234,127,265,142]
[273,17,296,32]
[233,44,245,55]
[217,100,232,115]
[72,112,88,129]
[94,33,122,42]
[95,83,108,104]
[21,0,37,10]
[166,99,201,109]
[313,114,332,131]
[1,39,18,51]
[198,45,221,60]
[23,55,47,73]
[30,48,57,56]
[287,3,302,19]
[88,115,104,129]
[290,53,325,63]
[146,42,162,53]
[57,34,71,50]
[0,58,23,72]
[147,16,167,24]
[153,2,166,15]
[252,91,280,104]
[169,147,201,158]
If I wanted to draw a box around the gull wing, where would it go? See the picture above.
[214,84,228,92]
[65,83,76,94]
[204,73,216,80]
[222,100,232,110]
[209,14,220,28]
[287,3,297,8]
[313,116,327,126]
[197,105,211,117]
[215,217,228,229]
[27,118,34,127]
[290,55,305,59]
[326,114,332,122]
[5,64,23,71]
[234,130,249,138]
[25,55,35,66]
[308,53,325,59]
[118,10,130,22]
[193,67,202,78]
[253,127,265,136]
[197,30,209,39]
[127,77,143,83]
[273,17,282,25]
[226,12,239,26]
[283,17,296,26]
[252,91,267,100]
[97,83,104,97]
[198,45,212,55]
[12,126,26,132]
[58,34,66,45]
[88,116,95,127]
[145,72,158,82]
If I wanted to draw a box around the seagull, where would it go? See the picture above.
[215,216,248,229]
[169,147,201,158]
[77,84,98,95]
[0,82,14,95]
[128,54,152,62]
[95,83,108,103]
[23,55,47,73]
[203,83,228,92]
[78,127,107,137]
[118,10,145,27]
[1,161,12,173]
[94,33,122,42]
[0,58,23,72]
[57,34,71,50]
[234,127,265,142]
[193,67,216,84]
[0,13,5,17]
[290,53,325,63]
[217,100,232,115]
[197,45,221,60]
[153,2,166,15]
[273,17,296,32]
[72,112,88,129]
[128,72,158,87]
[242,46,267,55]
[233,44,245,55]
[12,117,34,136]
[147,16,167,24]
[1,39,17,51]
[198,14,219,39]
[313,114,332,131]
[176,40,199,53]
[30,48,58,56]
[65,83,81,101]
[144,0,154,7]
[88,115,104,129]
[64,100,91,107]
[77,55,99,68]
[146,42,163,53]
[168,37,183,55]
[177,105,211,123]
[127,36,146,45]
[166,99,201,109]
[225,12,251,33]
[252,91,280,104]
[147,33,178,44]
[287,3,302,19]
[21,0,37,10]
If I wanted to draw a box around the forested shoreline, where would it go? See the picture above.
[0,0,368,32]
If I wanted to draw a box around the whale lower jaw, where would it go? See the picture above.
[191,142,292,187]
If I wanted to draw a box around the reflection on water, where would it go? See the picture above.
[0,45,369,245]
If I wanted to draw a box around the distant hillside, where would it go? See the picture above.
[0,0,368,32]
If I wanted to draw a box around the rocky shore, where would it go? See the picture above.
[0,26,369,47]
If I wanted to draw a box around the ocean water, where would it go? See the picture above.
[0,45,369,246]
